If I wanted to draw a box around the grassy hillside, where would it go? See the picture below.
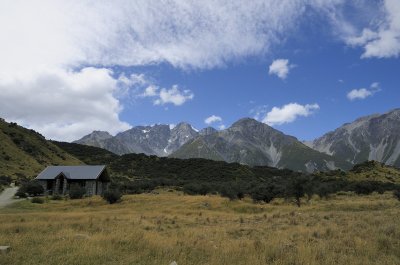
[51,141,118,165]
[278,141,352,172]
[0,119,82,179]
[1,192,399,265]
[316,160,400,184]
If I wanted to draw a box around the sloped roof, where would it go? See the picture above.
[36,165,106,180]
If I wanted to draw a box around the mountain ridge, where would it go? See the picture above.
[73,108,400,172]
[308,108,400,167]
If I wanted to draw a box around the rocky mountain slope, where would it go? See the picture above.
[170,118,351,172]
[74,131,112,148]
[306,109,400,167]
[0,119,81,178]
[74,122,200,156]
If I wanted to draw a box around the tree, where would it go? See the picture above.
[287,178,307,207]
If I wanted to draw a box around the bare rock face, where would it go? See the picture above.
[171,118,351,172]
[74,123,199,156]
[308,109,400,167]
[73,131,112,148]
[199,127,217,136]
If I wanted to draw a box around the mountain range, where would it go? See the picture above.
[1,109,399,178]
[306,109,400,167]
[73,110,400,172]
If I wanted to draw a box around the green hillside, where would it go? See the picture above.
[315,160,400,184]
[0,119,82,179]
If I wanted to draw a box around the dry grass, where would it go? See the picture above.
[0,191,399,265]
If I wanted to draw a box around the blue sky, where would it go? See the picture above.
[0,1,399,141]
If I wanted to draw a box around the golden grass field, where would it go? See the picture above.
[0,191,399,265]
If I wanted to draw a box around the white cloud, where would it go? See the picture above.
[154,86,194,106]
[345,0,400,58]
[204,115,223,125]
[347,88,372,101]
[0,1,351,75]
[0,67,131,141]
[143,86,159,97]
[347,82,381,101]
[218,125,226,130]
[268,59,294,79]
[0,0,390,140]
[262,103,320,126]
[128,74,194,106]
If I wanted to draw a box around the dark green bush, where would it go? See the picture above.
[69,185,86,199]
[18,180,44,196]
[250,184,280,203]
[51,194,63,200]
[0,176,12,186]
[31,197,44,204]
[394,190,400,201]
[220,185,238,200]
[15,189,27,198]
[102,189,122,204]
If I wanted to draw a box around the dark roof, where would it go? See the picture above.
[36,165,106,180]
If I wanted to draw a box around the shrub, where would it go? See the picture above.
[220,185,238,201]
[69,184,86,199]
[250,184,278,203]
[0,176,12,186]
[51,194,63,200]
[394,189,400,201]
[102,189,122,204]
[19,180,44,196]
[31,197,44,204]
[15,189,27,198]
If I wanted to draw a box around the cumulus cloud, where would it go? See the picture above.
[262,103,320,126]
[268,59,294,79]
[143,86,159,97]
[125,74,194,106]
[345,0,400,58]
[154,86,194,106]
[204,115,225,130]
[347,82,381,101]
[204,115,223,125]
[0,67,131,141]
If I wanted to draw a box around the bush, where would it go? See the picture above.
[0,176,12,186]
[250,184,279,203]
[394,189,400,201]
[220,185,238,201]
[15,189,27,198]
[102,189,122,204]
[31,197,44,204]
[18,180,44,196]
[69,184,86,199]
[51,194,63,200]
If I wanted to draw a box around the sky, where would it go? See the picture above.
[0,0,399,142]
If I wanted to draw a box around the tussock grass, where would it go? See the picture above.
[0,191,399,265]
